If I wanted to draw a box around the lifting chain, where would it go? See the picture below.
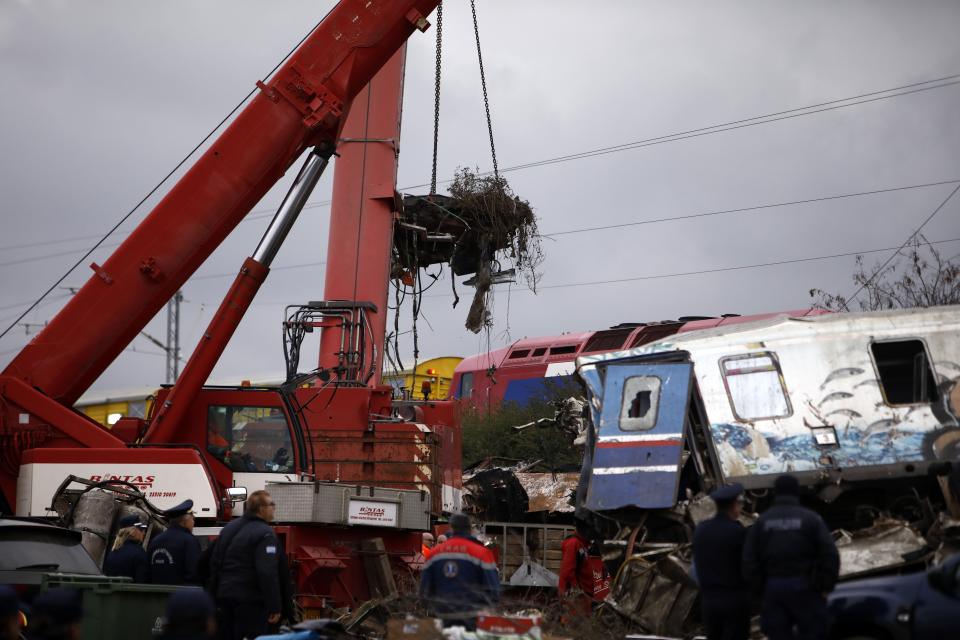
[430,3,443,196]
[470,0,499,180]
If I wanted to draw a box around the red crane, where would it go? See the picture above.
[0,0,460,608]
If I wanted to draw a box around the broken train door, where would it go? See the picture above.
[585,362,693,511]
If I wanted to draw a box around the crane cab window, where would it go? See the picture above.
[207,405,293,473]
[871,340,939,405]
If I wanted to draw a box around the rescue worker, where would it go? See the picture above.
[27,588,83,640]
[149,499,202,585]
[208,490,281,640]
[103,514,149,582]
[558,519,610,621]
[743,474,840,640]
[159,589,216,640]
[0,585,25,640]
[421,532,436,559]
[692,483,750,640]
[419,513,499,629]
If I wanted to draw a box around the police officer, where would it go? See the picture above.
[208,490,281,640]
[149,499,202,585]
[159,589,216,640]
[103,514,149,582]
[419,513,500,629]
[742,475,839,640]
[692,483,750,640]
[28,588,84,640]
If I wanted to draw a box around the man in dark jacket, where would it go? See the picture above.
[103,514,149,582]
[149,499,202,585]
[419,513,499,629]
[743,475,840,640]
[159,588,216,640]
[693,483,750,640]
[209,490,281,640]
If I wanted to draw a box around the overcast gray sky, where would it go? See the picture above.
[1,0,959,397]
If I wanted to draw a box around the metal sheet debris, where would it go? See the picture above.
[514,473,578,514]
[835,518,929,576]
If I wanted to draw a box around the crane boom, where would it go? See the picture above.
[2,1,438,406]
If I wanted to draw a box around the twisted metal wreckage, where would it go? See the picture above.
[464,306,960,637]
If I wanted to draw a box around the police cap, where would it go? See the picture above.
[710,482,744,504]
[118,514,148,530]
[164,499,194,518]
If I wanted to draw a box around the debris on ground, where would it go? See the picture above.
[835,517,930,576]
[603,545,699,638]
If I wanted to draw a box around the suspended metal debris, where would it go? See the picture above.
[395,169,542,333]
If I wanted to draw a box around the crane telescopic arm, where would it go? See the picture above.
[2,1,439,408]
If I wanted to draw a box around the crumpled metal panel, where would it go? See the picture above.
[836,518,927,576]
[514,472,578,513]
[606,549,698,637]
[586,363,692,511]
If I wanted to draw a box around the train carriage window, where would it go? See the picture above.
[720,353,792,421]
[871,340,939,405]
[619,376,661,431]
[207,405,293,473]
[459,372,474,399]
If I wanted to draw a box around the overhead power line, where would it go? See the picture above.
[404,72,960,189]
[4,73,958,255]
[7,176,957,273]
[542,179,960,237]
[423,237,960,297]
[845,182,960,305]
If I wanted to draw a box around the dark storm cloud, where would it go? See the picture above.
[1,0,958,395]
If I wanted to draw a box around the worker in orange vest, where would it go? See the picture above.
[421,532,436,559]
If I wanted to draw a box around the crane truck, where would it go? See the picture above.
[0,0,465,609]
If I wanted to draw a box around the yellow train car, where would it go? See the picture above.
[383,356,462,401]
[75,387,156,427]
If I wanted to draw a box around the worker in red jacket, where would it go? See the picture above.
[559,519,610,620]
[420,514,500,629]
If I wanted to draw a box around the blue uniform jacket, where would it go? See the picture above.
[209,514,281,613]
[148,524,201,585]
[742,495,840,592]
[419,534,500,619]
[692,513,748,599]
[103,539,149,582]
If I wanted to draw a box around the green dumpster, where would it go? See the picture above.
[40,574,191,640]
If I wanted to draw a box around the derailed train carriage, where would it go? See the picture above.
[572,306,960,633]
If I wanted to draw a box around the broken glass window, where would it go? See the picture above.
[871,339,939,405]
[619,376,661,431]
